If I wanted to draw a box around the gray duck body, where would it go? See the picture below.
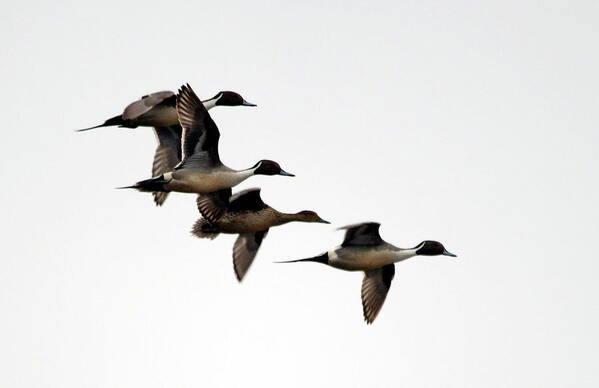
[124,84,292,198]
[79,89,256,206]
[281,222,456,324]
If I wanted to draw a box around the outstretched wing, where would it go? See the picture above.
[196,188,268,223]
[151,125,182,206]
[233,230,269,281]
[176,84,221,168]
[338,222,383,247]
[228,188,268,213]
[361,264,395,324]
[122,91,175,121]
[196,189,232,223]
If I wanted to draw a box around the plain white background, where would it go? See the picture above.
[1,1,598,386]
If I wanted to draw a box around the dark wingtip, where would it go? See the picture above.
[234,270,244,282]
[178,83,191,95]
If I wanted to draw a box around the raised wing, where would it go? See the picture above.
[339,222,383,247]
[151,125,183,206]
[233,230,269,281]
[361,264,395,324]
[196,189,232,223]
[228,188,268,213]
[176,84,221,168]
[122,91,175,121]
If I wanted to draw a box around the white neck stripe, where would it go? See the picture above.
[202,94,221,111]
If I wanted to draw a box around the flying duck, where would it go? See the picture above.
[121,84,293,197]
[77,90,255,131]
[192,187,329,281]
[279,222,456,324]
[78,90,256,206]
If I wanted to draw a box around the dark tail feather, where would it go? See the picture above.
[116,175,169,192]
[76,115,125,132]
[275,253,328,264]
[191,218,220,240]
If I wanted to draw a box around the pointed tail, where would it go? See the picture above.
[76,115,125,132]
[275,252,328,264]
[116,175,169,192]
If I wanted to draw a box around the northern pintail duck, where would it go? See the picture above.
[280,222,456,324]
[121,84,293,198]
[78,90,255,131]
[192,188,329,281]
[78,89,255,205]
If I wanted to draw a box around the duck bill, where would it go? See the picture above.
[242,100,257,107]
[442,249,457,257]
[316,217,331,224]
[279,170,295,177]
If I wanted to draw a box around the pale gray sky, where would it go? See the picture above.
[1,1,598,387]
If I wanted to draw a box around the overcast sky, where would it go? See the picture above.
[1,1,598,387]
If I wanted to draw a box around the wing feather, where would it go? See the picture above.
[228,188,268,212]
[233,230,269,281]
[196,189,232,223]
[176,84,221,168]
[361,264,395,324]
[339,222,383,247]
[122,91,175,121]
[151,125,182,206]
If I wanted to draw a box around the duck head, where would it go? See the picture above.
[253,160,294,177]
[416,241,456,257]
[295,210,330,224]
[211,91,256,107]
